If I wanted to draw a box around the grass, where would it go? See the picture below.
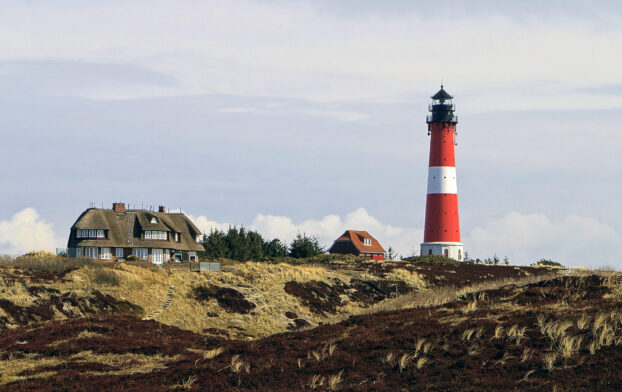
[0,254,96,274]
[366,272,561,315]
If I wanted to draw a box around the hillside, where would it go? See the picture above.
[2,257,620,390]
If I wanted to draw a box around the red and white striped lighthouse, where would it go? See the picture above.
[420,86,464,261]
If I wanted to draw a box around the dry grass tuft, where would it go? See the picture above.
[328,370,344,390]
[397,353,416,372]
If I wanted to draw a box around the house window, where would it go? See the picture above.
[85,247,98,259]
[101,248,111,260]
[363,238,372,246]
[428,249,432,255]
[77,229,105,239]
[443,249,449,258]
[133,248,148,260]
[152,249,163,264]
[115,248,124,259]
[76,247,83,257]
[145,231,168,240]
[151,217,157,224]
[458,249,462,261]
[175,233,180,242]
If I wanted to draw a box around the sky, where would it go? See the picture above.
[1,0,621,268]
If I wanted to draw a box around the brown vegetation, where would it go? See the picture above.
[4,256,619,390]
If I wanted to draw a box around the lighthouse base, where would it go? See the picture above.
[420,242,464,261]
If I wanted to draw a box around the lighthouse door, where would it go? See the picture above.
[443,249,449,258]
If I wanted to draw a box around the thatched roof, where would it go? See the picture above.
[67,208,204,252]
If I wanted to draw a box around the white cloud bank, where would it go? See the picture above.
[3,207,618,268]
[192,208,423,258]
[192,209,622,269]
[465,212,622,268]
[0,208,60,255]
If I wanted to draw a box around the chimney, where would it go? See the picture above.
[158,205,166,213]
[113,202,126,213]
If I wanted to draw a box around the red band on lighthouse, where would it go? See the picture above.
[420,86,464,261]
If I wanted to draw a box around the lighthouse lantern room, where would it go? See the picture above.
[420,86,464,261]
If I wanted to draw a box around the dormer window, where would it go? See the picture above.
[175,233,180,242]
[363,238,372,246]
[144,230,168,240]
[76,229,105,239]
[151,217,158,224]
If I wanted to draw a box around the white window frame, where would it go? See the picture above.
[115,248,124,259]
[363,238,372,246]
[151,217,157,224]
[152,249,163,264]
[133,248,148,261]
[175,233,180,242]
[85,247,98,259]
[89,229,96,238]
[145,231,152,239]
[97,230,105,239]
[100,247,111,260]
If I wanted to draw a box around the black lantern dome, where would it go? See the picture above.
[427,85,457,123]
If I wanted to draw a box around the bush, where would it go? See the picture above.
[401,255,461,266]
[92,267,121,286]
[0,254,95,274]
[288,233,324,259]
[532,259,564,268]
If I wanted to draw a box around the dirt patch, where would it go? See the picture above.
[192,285,256,314]
[0,299,56,325]
[284,278,414,314]
[287,318,311,330]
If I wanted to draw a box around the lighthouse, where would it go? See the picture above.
[420,86,464,261]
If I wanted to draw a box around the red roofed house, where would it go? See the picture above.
[328,230,386,261]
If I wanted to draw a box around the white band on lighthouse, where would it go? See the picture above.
[426,166,457,194]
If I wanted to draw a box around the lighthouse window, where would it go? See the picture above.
[428,249,433,255]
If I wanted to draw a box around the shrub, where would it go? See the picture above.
[92,267,120,286]
[401,255,461,266]
[532,259,564,268]
[0,254,95,273]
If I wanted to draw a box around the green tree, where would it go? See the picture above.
[289,233,324,258]
[263,238,288,258]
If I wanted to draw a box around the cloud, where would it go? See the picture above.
[0,208,60,255]
[192,207,423,258]
[465,212,622,268]
[1,1,621,109]
[191,208,622,268]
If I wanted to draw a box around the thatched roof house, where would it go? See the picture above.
[67,203,204,264]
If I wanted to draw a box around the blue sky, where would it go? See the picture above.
[1,0,621,267]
